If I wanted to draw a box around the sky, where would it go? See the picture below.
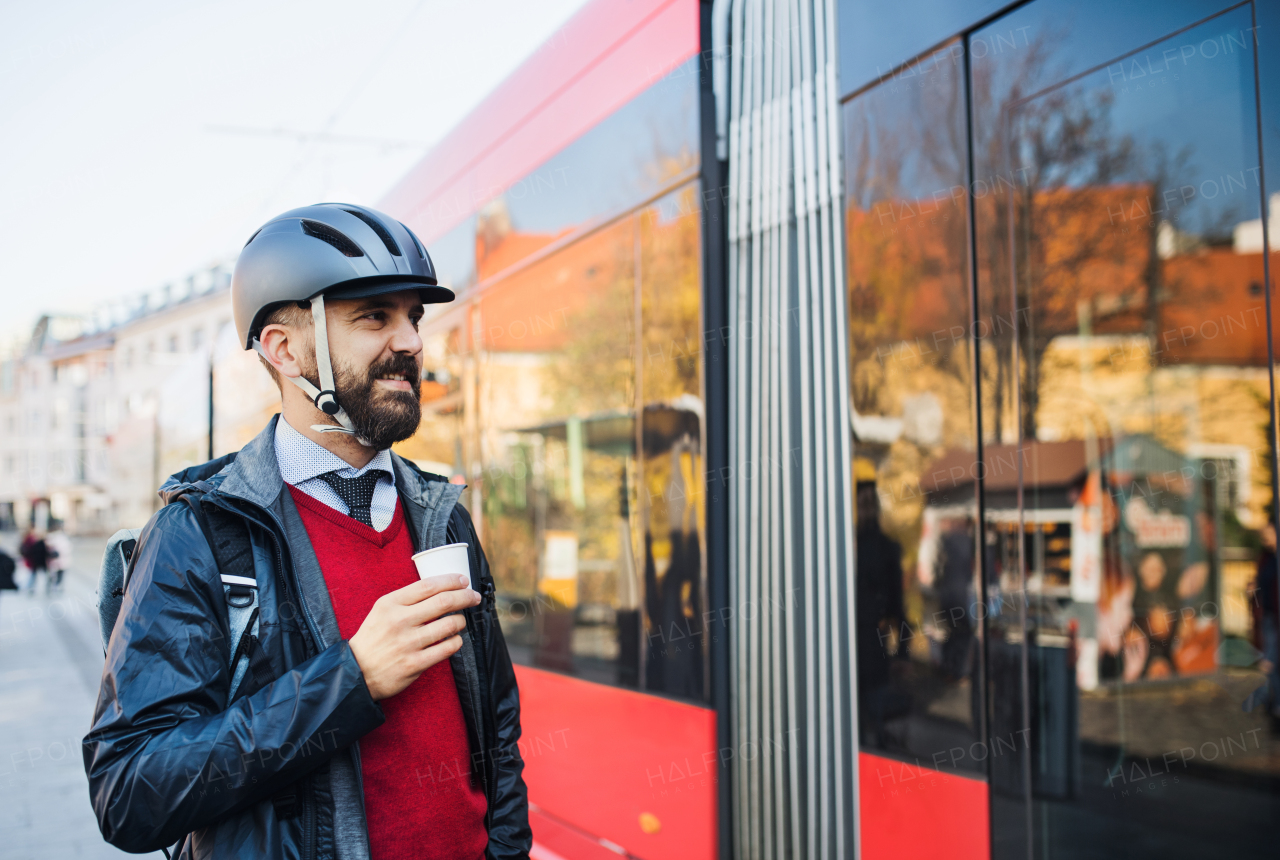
[0,0,590,351]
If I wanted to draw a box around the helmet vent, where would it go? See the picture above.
[300,219,364,257]
[244,228,262,247]
[343,208,401,257]
[401,222,427,259]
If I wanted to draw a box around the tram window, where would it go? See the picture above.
[429,215,477,301]
[973,1,1279,855]
[394,315,468,484]
[639,186,706,700]
[843,40,983,774]
[476,217,639,689]
[837,0,999,98]
[474,58,699,284]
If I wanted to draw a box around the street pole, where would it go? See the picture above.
[207,348,214,461]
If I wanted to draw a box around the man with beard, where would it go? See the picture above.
[84,204,530,860]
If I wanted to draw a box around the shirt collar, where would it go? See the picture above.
[274,416,396,486]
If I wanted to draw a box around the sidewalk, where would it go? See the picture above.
[0,534,132,859]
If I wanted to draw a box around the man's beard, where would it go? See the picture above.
[303,351,422,449]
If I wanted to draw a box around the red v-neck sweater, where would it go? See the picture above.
[288,487,488,860]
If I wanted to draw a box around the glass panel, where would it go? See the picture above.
[393,304,470,483]
[476,217,638,687]
[428,215,477,300]
[639,186,706,700]
[973,4,1280,857]
[836,0,1005,97]
[843,43,985,775]
[474,59,699,283]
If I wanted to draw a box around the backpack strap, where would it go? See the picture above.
[180,493,271,701]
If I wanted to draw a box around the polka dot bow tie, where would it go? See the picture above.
[316,470,389,527]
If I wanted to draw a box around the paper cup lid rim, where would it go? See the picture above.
[412,542,469,558]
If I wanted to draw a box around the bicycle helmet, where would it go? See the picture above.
[231,203,453,445]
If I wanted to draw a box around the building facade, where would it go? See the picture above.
[0,266,250,534]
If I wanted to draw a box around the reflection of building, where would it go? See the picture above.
[839,2,1280,857]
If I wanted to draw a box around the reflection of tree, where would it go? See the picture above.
[976,33,1264,445]
[843,47,977,633]
[974,36,1138,442]
[640,187,702,403]
[845,52,972,425]
[487,503,537,598]
[545,220,636,419]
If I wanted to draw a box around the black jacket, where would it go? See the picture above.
[84,418,530,859]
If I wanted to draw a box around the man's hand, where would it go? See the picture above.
[348,574,481,701]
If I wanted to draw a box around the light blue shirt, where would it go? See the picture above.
[273,417,398,532]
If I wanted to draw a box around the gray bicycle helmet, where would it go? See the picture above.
[231,203,453,445]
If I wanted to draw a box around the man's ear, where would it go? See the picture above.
[259,324,307,379]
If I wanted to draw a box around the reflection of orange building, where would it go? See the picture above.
[475,199,573,283]
[850,178,1275,336]
[479,221,632,355]
[848,183,1271,367]
[1160,248,1267,365]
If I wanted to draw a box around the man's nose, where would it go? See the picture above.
[388,316,423,354]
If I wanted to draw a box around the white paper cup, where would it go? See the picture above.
[412,543,470,586]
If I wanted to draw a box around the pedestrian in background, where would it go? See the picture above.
[0,545,17,591]
[1253,523,1279,729]
[45,525,71,593]
[19,529,48,594]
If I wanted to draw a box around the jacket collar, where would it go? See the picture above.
[389,452,464,552]
[216,414,464,550]
[217,414,288,512]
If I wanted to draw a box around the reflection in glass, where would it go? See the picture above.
[640,187,706,699]
[473,58,699,285]
[973,5,1279,855]
[394,310,469,482]
[406,54,706,701]
[431,216,478,298]
[477,218,637,687]
[843,42,983,772]
[455,187,707,702]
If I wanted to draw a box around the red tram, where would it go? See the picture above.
[379,0,1280,857]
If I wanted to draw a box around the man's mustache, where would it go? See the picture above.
[366,355,422,390]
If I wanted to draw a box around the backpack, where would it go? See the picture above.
[97,486,273,701]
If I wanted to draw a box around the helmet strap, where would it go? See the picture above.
[251,294,372,447]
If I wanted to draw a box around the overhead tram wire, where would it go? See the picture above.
[239,0,433,219]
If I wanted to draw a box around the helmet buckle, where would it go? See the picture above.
[314,391,340,415]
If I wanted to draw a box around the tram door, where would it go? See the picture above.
[972,1,1280,856]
